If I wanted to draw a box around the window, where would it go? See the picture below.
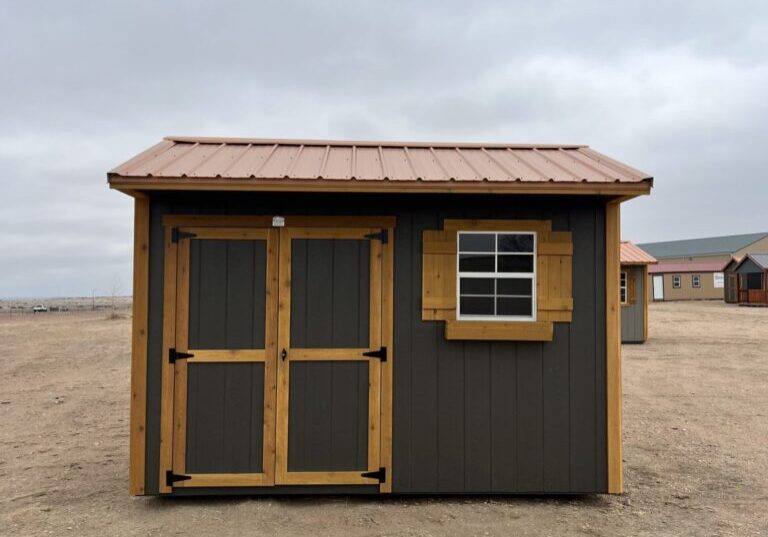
[692,274,701,288]
[672,275,681,289]
[457,231,536,320]
[620,271,628,304]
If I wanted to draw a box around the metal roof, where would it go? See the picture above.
[733,253,768,272]
[639,232,768,259]
[108,136,653,194]
[649,261,727,274]
[620,241,657,265]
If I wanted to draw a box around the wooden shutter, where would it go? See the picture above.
[537,231,574,322]
[628,274,637,304]
[421,230,456,320]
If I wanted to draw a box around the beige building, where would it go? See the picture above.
[640,232,768,265]
[648,262,725,301]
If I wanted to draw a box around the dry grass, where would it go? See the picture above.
[0,302,766,536]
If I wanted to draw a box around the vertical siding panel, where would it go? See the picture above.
[393,212,413,492]
[542,322,570,490]
[409,211,439,491]
[569,203,597,491]
[437,328,464,491]
[490,343,517,491]
[464,342,492,492]
[594,205,608,490]
[516,343,544,491]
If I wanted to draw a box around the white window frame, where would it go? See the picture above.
[456,231,537,321]
[620,271,628,304]
[692,274,701,288]
[672,274,681,289]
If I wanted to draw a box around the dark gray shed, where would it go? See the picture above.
[108,137,653,496]
[620,242,657,343]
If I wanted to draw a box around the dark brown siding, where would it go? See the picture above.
[144,192,607,495]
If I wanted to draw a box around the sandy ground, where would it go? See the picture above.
[1,302,766,536]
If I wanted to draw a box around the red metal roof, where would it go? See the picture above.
[620,241,657,265]
[649,261,726,274]
[108,137,653,192]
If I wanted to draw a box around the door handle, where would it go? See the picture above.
[281,348,287,361]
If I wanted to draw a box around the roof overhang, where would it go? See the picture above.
[109,176,652,198]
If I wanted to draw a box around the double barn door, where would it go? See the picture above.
[159,218,393,493]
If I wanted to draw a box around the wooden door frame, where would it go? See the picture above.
[275,226,383,486]
[158,215,395,493]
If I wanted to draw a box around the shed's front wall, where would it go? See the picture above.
[621,265,646,343]
[144,192,608,495]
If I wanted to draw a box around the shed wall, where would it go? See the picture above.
[652,272,723,301]
[144,192,608,494]
[621,265,645,343]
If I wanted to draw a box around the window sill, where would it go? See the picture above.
[445,320,553,341]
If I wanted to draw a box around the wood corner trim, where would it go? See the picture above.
[129,197,150,495]
[605,200,623,493]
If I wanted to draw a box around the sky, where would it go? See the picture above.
[1,1,767,297]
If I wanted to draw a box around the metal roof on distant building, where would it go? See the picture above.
[649,261,727,274]
[620,241,657,265]
[639,232,768,259]
[107,136,653,195]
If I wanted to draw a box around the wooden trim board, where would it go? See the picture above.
[128,197,150,495]
[158,226,178,494]
[163,214,396,229]
[605,200,623,493]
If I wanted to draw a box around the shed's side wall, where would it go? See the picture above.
[621,265,645,343]
[658,272,723,301]
[145,193,607,494]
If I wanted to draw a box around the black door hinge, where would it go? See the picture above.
[361,467,386,482]
[166,470,192,487]
[362,346,387,362]
[364,229,388,244]
[172,228,197,243]
[169,348,195,363]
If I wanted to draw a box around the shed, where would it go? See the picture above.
[108,136,653,496]
[732,254,768,306]
[620,242,656,343]
[648,261,726,302]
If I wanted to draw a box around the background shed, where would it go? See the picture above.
[620,242,656,343]
[733,254,768,306]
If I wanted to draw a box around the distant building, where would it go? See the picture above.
[620,242,656,343]
[648,261,726,301]
[640,232,768,301]
[639,232,768,264]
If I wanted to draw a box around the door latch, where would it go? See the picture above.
[281,348,287,361]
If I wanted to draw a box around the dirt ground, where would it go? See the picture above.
[1,302,766,536]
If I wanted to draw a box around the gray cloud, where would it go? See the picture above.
[1,0,767,296]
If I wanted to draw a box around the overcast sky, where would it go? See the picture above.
[1,1,767,297]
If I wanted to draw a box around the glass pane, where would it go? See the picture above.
[459,254,495,272]
[459,233,495,252]
[498,234,534,253]
[497,297,532,317]
[460,278,494,295]
[497,278,532,296]
[497,254,534,273]
[460,296,494,315]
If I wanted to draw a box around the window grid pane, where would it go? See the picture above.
[457,231,537,320]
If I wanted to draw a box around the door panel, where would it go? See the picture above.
[188,239,267,349]
[186,362,265,474]
[170,227,278,489]
[290,239,370,349]
[287,361,369,472]
[276,227,383,485]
